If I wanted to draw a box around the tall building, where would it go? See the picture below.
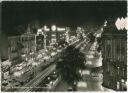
[8,33,36,66]
[36,29,45,51]
[8,36,22,66]
[101,19,127,91]
[20,34,36,60]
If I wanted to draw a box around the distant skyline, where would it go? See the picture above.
[2,1,127,36]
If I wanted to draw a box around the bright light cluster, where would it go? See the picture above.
[115,17,128,30]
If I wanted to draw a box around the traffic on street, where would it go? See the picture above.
[1,1,127,92]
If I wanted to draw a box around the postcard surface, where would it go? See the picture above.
[0,0,127,92]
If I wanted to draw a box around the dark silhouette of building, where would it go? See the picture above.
[101,18,127,91]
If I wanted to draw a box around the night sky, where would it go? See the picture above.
[1,1,127,36]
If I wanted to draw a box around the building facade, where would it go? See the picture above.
[101,19,127,91]
[8,36,22,66]
[36,30,45,51]
[42,26,70,47]
[8,34,36,66]
[20,34,36,60]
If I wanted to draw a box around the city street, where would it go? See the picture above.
[18,63,56,91]
[1,1,127,92]
[53,36,114,91]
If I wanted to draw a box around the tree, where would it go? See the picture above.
[56,45,86,91]
[88,32,96,43]
[96,37,102,52]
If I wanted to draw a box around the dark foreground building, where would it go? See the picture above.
[101,18,127,91]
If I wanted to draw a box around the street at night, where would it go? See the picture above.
[1,0,127,92]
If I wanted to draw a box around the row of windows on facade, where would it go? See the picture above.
[103,39,126,62]
[8,36,36,66]
[10,42,35,52]
[10,46,35,59]
[9,35,35,45]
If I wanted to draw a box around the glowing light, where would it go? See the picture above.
[86,61,92,65]
[44,25,50,31]
[32,62,38,66]
[125,17,128,30]
[51,52,57,56]
[101,28,103,31]
[57,27,65,31]
[51,25,56,31]
[121,79,125,83]
[51,39,56,43]
[77,82,87,88]
[14,72,22,77]
[120,17,125,30]
[115,17,128,30]
[37,29,43,35]
[43,56,50,60]
[77,27,82,31]
[115,18,121,30]
[87,55,94,59]
[38,29,42,32]
[82,70,90,75]
[51,34,56,37]
[104,20,107,27]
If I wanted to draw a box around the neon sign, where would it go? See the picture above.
[115,17,128,30]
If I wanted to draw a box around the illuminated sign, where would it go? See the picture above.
[44,25,50,31]
[115,17,128,30]
[57,27,66,31]
[51,25,56,31]
[38,29,42,32]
